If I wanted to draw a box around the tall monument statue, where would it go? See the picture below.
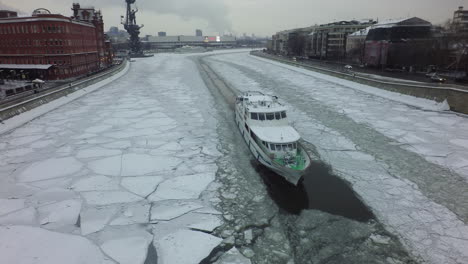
[122,0,144,56]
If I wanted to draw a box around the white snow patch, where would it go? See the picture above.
[148,172,215,201]
[76,147,122,159]
[150,201,204,221]
[121,176,164,197]
[0,226,110,264]
[110,203,151,226]
[72,175,120,192]
[0,207,37,225]
[80,206,119,235]
[17,157,82,182]
[215,247,252,264]
[0,199,25,216]
[101,235,153,264]
[38,199,82,227]
[88,154,181,176]
[187,214,222,232]
[81,191,143,205]
[155,229,222,264]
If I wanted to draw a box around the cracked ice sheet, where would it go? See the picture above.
[88,154,181,176]
[206,52,468,264]
[0,53,226,263]
[211,53,468,181]
[148,172,216,201]
[155,229,223,264]
[100,232,153,264]
[0,226,112,264]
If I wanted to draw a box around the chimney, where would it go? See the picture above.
[72,3,80,18]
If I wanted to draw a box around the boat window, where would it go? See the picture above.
[282,144,287,151]
[271,144,276,151]
[293,143,297,149]
[275,112,281,120]
[288,144,293,151]
[281,111,287,118]
[251,113,258,120]
[266,113,274,120]
[259,113,265,121]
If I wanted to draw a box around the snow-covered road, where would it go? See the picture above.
[0,54,225,264]
[205,52,468,264]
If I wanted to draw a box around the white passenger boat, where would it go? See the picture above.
[235,91,311,185]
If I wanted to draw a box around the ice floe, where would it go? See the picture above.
[0,199,25,216]
[81,191,142,205]
[148,172,215,201]
[121,176,164,197]
[150,201,204,221]
[18,157,83,182]
[101,235,153,264]
[155,229,222,264]
[80,206,119,235]
[0,226,110,264]
[38,199,82,228]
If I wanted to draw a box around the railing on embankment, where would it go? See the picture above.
[251,51,468,115]
[0,60,128,121]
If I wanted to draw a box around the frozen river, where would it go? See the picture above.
[0,51,467,264]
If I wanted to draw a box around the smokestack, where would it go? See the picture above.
[72,3,80,18]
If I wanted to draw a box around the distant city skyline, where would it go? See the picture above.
[0,0,466,37]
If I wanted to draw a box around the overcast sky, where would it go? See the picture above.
[1,0,466,37]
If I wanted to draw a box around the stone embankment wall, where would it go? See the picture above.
[0,61,128,121]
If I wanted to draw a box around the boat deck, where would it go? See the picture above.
[274,150,307,171]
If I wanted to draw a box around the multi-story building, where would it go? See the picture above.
[158,31,167,37]
[363,17,433,68]
[0,4,111,80]
[453,6,468,33]
[307,20,375,60]
[195,29,203,37]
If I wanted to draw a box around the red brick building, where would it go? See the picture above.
[0,5,112,80]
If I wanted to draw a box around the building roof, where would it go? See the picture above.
[373,17,431,29]
[349,27,372,36]
[251,126,300,143]
[0,64,53,70]
[349,17,432,37]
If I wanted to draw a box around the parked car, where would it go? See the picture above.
[344,65,353,70]
[430,75,446,83]
[292,57,297,62]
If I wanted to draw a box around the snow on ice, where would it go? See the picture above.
[148,172,216,201]
[0,53,223,264]
[0,226,111,264]
[155,229,223,264]
[150,201,204,221]
[208,52,468,264]
[18,157,83,182]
